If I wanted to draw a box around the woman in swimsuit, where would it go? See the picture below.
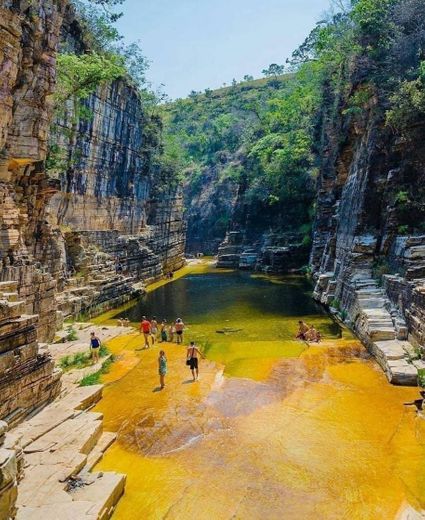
[151,316,158,344]
[158,350,167,389]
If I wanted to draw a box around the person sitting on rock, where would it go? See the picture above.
[296,321,309,341]
[305,325,321,343]
[89,332,101,364]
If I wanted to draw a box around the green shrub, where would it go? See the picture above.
[398,225,409,235]
[66,326,78,341]
[330,298,341,311]
[395,190,409,206]
[59,345,110,372]
[372,258,391,284]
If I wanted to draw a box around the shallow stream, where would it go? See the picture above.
[94,263,425,519]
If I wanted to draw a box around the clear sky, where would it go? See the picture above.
[116,0,332,100]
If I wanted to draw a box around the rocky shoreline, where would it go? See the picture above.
[1,323,135,520]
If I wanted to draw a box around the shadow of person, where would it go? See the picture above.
[182,379,195,384]
[153,386,163,392]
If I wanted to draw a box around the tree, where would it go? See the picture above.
[48,52,126,178]
[262,63,285,77]
[243,75,254,82]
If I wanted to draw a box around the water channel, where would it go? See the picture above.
[94,263,425,519]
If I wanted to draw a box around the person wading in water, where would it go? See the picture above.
[186,341,205,381]
[89,332,101,364]
[175,318,185,344]
[140,316,151,349]
[158,350,167,389]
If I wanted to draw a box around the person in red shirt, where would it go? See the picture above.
[140,316,151,349]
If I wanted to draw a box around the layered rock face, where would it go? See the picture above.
[0,0,64,410]
[46,74,186,319]
[0,2,67,516]
[0,0,185,421]
[310,95,425,384]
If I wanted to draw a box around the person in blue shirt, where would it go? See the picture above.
[90,332,101,364]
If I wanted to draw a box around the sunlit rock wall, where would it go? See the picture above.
[44,9,186,319]
[0,2,66,515]
[310,89,425,348]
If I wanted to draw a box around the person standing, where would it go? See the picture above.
[140,316,151,349]
[158,350,167,389]
[186,341,205,381]
[151,316,158,345]
[175,318,185,344]
[160,320,168,342]
[90,332,101,364]
[168,322,175,343]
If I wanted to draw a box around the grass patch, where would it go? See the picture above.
[59,345,110,371]
[65,325,79,341]
[79,356,115,386]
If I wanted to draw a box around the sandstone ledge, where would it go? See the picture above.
[8,384,125,520]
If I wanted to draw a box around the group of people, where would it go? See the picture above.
[158,341,205,389]
[139,316,203,389]
[296,320,322,343]
[139,316,185,348]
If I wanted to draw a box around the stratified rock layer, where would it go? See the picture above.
[310,79,425,385]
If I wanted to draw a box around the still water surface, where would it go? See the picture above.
[95,265,425,519]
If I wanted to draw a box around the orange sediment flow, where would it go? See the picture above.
[93,266,425,519]
[95,330,425,519]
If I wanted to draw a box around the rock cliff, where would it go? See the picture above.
[0,0,185,426]
[310,72,425,384]
[0,1,66,515]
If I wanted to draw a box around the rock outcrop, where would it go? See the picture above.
[0,2,186,514]
[45,12,186,321]
[310,84,425,385]
[0,2,67,517]
[0,0,186,331]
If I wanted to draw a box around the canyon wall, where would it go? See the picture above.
[0,2,185,514]
[0,0,185,423]
[45,8,186,321]
[0,1,66,516]
[166,77,311,271]
[310,76,425,384]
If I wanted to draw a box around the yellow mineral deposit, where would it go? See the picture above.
[94,265,425,519]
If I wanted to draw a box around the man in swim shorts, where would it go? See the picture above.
[175,318,185,344]
[186,341,205,381]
